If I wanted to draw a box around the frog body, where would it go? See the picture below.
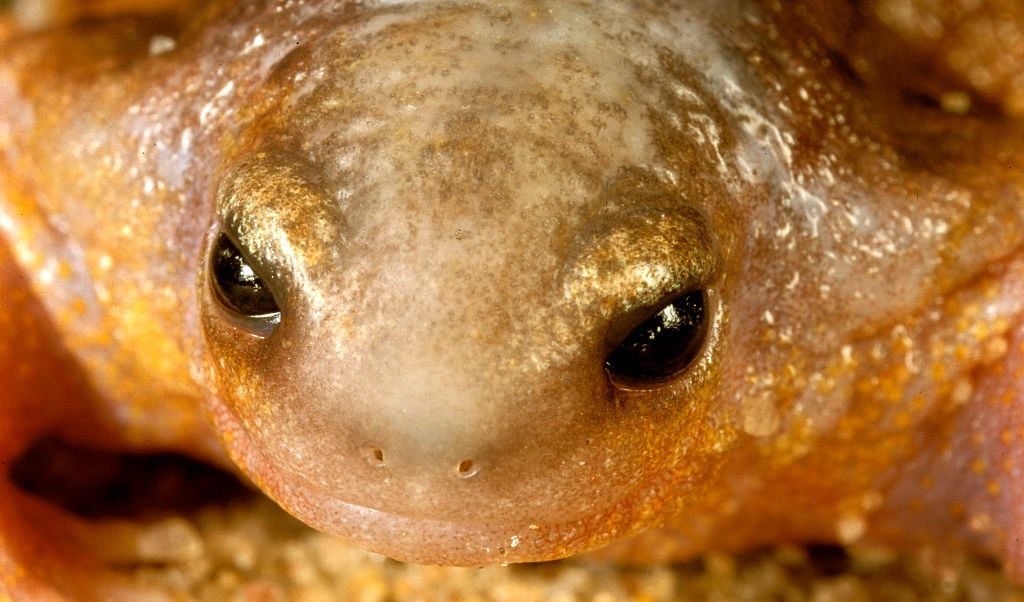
[2,1,1024,598]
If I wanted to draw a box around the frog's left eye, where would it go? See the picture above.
[209,233,281,324]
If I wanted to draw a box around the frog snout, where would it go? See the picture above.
[274,343,614,523]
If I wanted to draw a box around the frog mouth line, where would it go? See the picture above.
[202,391,670,566]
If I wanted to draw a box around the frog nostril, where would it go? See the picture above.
[359,447,480,477]
[360,446,385,467]
[456,459,478,479]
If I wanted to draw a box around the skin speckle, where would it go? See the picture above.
[836,514,867,544]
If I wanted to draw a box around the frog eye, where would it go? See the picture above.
[605,289,708,382]
[209,233,281,324]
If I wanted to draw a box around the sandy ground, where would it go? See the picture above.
[107,491,1022,602]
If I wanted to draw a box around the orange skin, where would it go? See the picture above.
[2,1,1024,598]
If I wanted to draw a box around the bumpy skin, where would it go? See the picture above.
[2,0,1024,598]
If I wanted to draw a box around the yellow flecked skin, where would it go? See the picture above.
[2,0,1024,599]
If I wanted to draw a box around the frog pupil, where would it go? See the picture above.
[210,233,280,319]
[605,289,708,381]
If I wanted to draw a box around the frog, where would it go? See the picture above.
[2,0,1024,599]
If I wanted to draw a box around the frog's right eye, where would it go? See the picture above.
[604,289,709,383]
[209,233,282,326]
